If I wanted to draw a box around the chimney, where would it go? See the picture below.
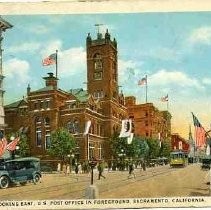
[43,73,58,89]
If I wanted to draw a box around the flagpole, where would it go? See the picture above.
[87,133,90,161]
[145,75,148,103]
[56,50,58,79]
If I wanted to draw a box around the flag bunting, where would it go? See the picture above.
[6,137,20,151]
[84,120,91,136]
[0,138,7,157]
[191,112,206,148]
[119,119,132,138]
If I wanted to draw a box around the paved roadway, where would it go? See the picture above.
[0,163,209,200]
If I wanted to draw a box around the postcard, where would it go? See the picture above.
[0,0,211,209]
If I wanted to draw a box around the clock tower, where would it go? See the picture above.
[86,29,118,103]
[86,29,127,139]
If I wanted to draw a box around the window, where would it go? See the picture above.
[45,100,50,109]
[35,117,42,125]
[98,144,102,160]
[89,143,95,160]
[94,72,102,80]
[34,102,38,110]
[45,117,50,126]
[45,131,51,150]
[94,60,103,70]
[67,119,80,134]
[40,101,44,109]
[36,127,42,147]
[145,121,148,126]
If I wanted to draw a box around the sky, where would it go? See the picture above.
[2,12,211,139]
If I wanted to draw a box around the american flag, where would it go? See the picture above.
[6,137,20,151]
[192,113,206,148]
[161,94,169,102]
[42,53,56,66]
[0,138,7,157]
[138,77,147,86]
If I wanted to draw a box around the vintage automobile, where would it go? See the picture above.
[201,157,211,170]
[0,157,41,189]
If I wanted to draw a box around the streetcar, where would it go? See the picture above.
[170,150,188,167]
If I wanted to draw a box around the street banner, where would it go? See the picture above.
[83,120,91,136]
[119,119,132,138]
[127,133,134,144]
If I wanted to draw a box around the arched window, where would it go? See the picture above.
[93,53,103,80]
[35,116,42,125]
[67,119,80,134]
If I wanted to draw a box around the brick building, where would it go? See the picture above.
[4,29,172,161]
[4,30,127,161]
[125,96,171,140]
[171,133,190,153]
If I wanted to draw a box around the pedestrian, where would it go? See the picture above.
[62,163,67,175]
[128,162,135,179]
[57,162,61,173]
[142,161,146,171]
[75,163,79,174]
[66,163,70,175]
[97,161,106,180]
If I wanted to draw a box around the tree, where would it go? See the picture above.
[110,133,149,160]
[17,134,30,157]
[159,139,171,158]
[146,138,160,159]
[6,133,30,158]
[47,128,76,162]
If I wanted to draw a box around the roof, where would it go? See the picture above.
[31,86,54,93]
[5,99,27,109]
[0,16,13,31]
[69,88,89,102]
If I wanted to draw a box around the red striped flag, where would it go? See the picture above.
[42,53,56,66]
[138,77,147,86]
[6,137,20,151]
[192,113,206,148]
[0,138,7,157]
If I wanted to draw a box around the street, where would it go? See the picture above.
[0,163,209,200]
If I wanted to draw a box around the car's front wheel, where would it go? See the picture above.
[33,174,41,184]
[0,176,10,189]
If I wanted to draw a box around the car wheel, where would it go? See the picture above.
[33,174,41,184]
[0,176,10,189]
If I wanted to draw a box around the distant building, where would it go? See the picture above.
[125,96,171,140]
[171,133,190,153]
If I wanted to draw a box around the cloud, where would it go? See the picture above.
[29,25,49,35]
[189,27,211,45]
[4,58,30,84]
[58,47,86,77]
[149,69,203,90]
[202,78,211,85]
[145,47,180,61]
[8,42,41,54]
[41,40,63,57]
